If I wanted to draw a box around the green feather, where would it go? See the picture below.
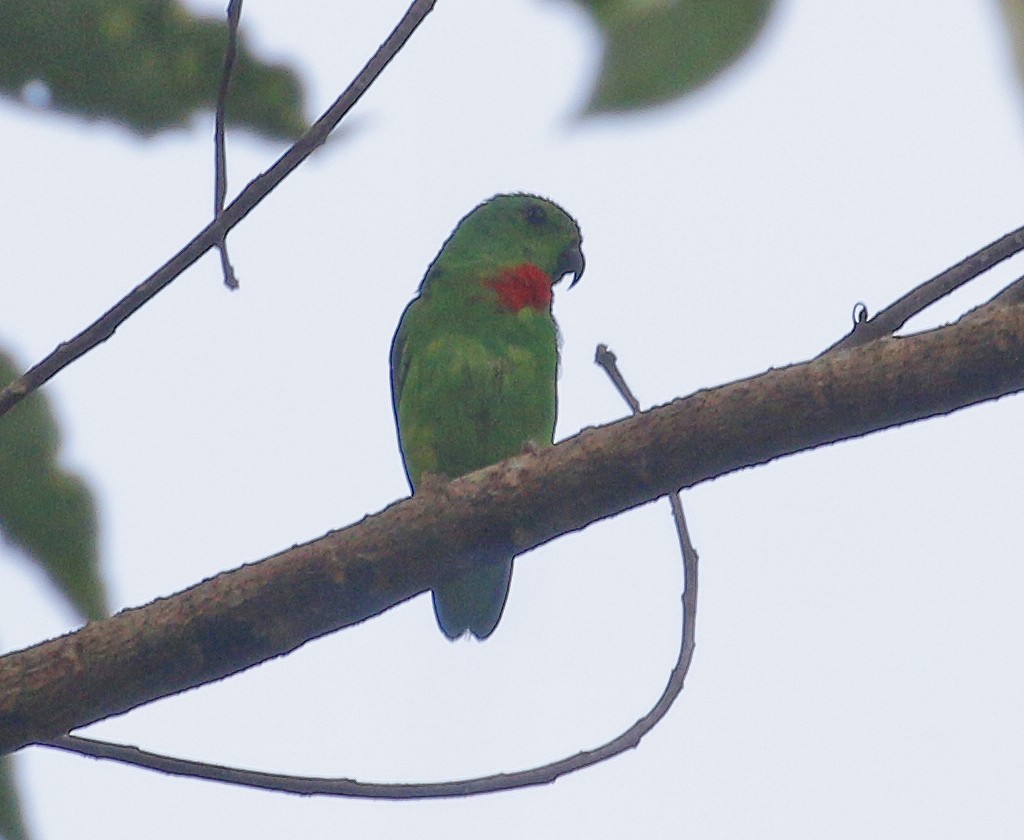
[391,193,584,639]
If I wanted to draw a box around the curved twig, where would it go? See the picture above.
[42,344,700,798]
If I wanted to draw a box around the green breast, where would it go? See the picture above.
[395,295,558,487]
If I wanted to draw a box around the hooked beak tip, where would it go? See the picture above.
[561,246,585,289]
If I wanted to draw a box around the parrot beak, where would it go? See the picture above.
[556,243,586,289]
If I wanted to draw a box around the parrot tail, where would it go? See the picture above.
[432,559,513,640]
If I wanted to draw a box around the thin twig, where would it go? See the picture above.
[214,0,243,290]
[595,342,699,599]
[42,346,699,798]
[820,223,1024,355]
[594,343,640,413]
[218,242,238,291]
[0,0,437,419]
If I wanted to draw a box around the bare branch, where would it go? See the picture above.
[2,301,1021,755]
[0,0,437,419]
[821,222,1024,355]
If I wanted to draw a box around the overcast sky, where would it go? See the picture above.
[3,1,1024,838]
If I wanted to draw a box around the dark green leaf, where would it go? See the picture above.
[575,0,775,113]
[0,0,306,139]
[0,350,106,622]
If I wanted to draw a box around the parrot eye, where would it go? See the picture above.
[524,205,548,226]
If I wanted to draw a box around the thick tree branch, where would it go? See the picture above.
[0,300,1021,755]
[0,0,436,419]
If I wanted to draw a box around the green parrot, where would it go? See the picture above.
[390,193,585,639]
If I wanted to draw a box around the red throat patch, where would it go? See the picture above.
[489,263,553,311]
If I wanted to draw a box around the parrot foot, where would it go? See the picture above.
[520,438,545,456]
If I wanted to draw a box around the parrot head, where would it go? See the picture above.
[423,193,584,292]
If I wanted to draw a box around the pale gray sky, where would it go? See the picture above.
[3,1,1023,837]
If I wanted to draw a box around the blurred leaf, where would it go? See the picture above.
[0,0,306,139]
[575,0,775,113]
[998,0,1024,109]
[0,350,106,622]
[0,753,28,840]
